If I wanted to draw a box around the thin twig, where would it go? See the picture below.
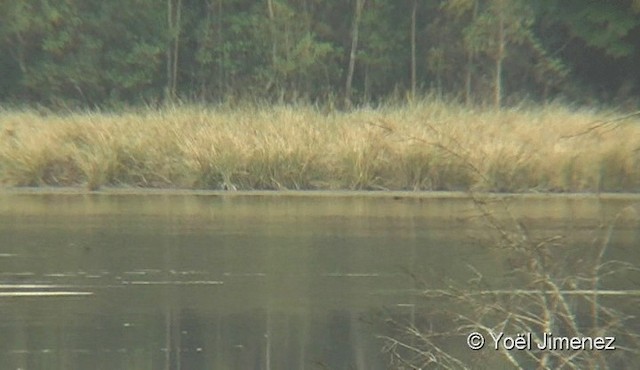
[560,110,640,139]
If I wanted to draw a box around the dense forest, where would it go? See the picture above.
[1,0,639,109]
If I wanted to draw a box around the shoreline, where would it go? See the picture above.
[2,186,640,201]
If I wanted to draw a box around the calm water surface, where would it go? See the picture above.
[0,192,638,369]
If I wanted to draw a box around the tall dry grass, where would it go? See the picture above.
[0,101,638,192]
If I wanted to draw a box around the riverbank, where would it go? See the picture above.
[1,101,638,192]
[3,187,640,200]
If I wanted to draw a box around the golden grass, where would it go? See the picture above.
[0,100,638,192]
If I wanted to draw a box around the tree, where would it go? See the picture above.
[536,0,640,104]
[0,1,39,100]
[0,0,638,107]
[345,0,366,108]
[166,0,183,102]
[0,0,167,107]
[356,0,412,103]
[410,0,418,100]
[261,0,337,101]
[463,0,535,108]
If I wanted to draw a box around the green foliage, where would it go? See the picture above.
[0,0,638,107]
[259,1,340,97]
[0,0,167,106]
[358,0,411,99]
[556,0,640,58]
[463,0,534,56]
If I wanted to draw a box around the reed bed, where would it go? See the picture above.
[0,101,638,192]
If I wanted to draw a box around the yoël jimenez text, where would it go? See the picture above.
[490,332,616,351]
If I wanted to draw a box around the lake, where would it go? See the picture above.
[0,191,638,369]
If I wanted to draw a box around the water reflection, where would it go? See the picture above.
[0,192,638,369]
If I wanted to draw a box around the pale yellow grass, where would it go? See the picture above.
[0,101,638,192]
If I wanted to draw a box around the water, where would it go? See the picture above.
[0,191,638,369]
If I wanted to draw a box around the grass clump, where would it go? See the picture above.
[0,101,638,192]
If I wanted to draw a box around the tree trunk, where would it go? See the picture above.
[217,0,225,96]
[410,0,417,101]
[173,0,182,99]
[345,0,365,109]
[301,0,312,95]
[166,0,173,101]
[465,0,479,105]
[265,0,278,94]
[364,63,370,102]
[166,0,182,102]
[266,0,277,66]
[495,8,505,109]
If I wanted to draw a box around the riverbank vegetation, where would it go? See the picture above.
[1,1,639,109]
[382,194,640,369]
[0,100,638,192]
[1,1,639,193]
